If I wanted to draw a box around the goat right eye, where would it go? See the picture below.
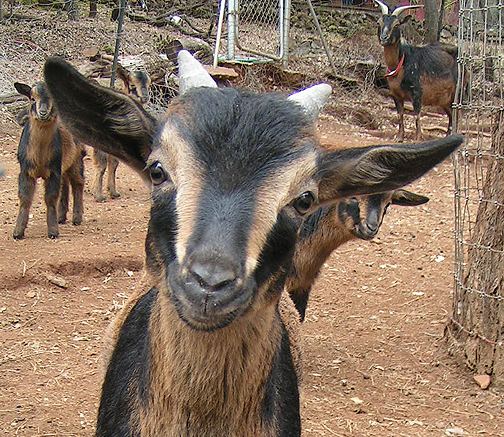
[149,162,167,185]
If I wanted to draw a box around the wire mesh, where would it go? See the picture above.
[452,0,504,342]
[216,0,285,61]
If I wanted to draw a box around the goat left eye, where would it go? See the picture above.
[293,191,315,215]
[149,162,167,185]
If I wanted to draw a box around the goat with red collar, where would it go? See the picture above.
[375,0,458,141]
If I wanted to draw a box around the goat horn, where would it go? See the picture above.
[373,0,389,15]
[288,83,332,120]
[177,50,217,95]
[392,4,423,16]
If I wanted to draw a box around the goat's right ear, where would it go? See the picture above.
[14,82,32,99]
[391,189,429,206]
[43,57,156,182]
[316,135,463,202]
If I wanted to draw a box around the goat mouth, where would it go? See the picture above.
[167,262,255,331]
[353,224,378,241]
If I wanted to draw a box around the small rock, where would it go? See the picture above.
[26,291,36,298]
[445,427,464,436]
[350,397,363,405]
[45,273,68,289]
[473,374,491,390]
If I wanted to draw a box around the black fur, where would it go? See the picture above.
[262,315,301,436]
[96,288,157,437]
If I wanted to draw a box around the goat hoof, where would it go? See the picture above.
[72,218,82,226]
[13,233,25,240]
[58,217,67,224]
[48,232,59,239]
[109,191,121,199]
[94,194,107,203]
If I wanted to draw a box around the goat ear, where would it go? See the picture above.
[391,189,429,206]
[116,64,131,89]
[43,57,156,182]
[14,82,32,99]
[399,14,412,25]
[316,136,463,202]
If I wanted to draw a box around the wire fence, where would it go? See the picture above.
[450,0,504,369]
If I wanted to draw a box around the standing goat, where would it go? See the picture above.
[12,82,84,240]
[44,52,462,436]
[92,66,151,202]
[287,189,429,321]
[374,0,458,141]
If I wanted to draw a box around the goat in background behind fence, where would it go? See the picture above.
[44,51,462,436]
[92,65,151,202]
[12,81,85,239]
[374,0,458,141]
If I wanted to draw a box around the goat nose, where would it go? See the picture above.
[189,260,237,291]
[365,222,378,233]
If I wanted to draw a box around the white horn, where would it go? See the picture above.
[373,0,389,15]
[392,4,423,16]
[288,83,332,120]
[177,49,217,94]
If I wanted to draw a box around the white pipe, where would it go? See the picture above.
[213,0,226,67]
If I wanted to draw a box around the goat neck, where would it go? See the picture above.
[137,282,284,435]
[383,39,403,73]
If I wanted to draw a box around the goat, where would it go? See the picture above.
[12,82,85,240]
[374,0,458,141]
[287,189,429,321]
[91,66,151,202]
[43,51,462,436]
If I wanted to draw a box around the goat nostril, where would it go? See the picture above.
[365,222,378,233]
[189,261,237,291]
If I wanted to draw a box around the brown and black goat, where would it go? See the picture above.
[92,66,151,202]
[43,51,462,436]
[287,189,429,321]
[374,0,458,141]
[12,82,85,240]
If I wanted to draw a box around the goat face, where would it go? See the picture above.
[43,52,462,332]
[338,190,429,240]
[14,82,54,122]
[374,1,422,46]
[129,71,151,104]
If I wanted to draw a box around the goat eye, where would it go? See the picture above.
[293,191,315,215]
[149,162,167,185]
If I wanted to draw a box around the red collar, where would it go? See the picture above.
[385,53,405,78]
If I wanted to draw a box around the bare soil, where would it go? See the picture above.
[1,6,503,437]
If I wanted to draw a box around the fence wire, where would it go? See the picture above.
[452,0,504,338]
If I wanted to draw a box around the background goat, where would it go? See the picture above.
[374,0,458,141]
[12,81,85,239]
[44,52,461,436]
[92,66,151,202]
[287,189,429,321]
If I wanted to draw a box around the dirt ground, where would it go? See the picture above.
[1,110,503,437]
[0,5,503,436]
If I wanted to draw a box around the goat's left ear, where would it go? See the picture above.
[316,136,463,202]
[399,14,413,25]
[391,189,429,206]
[14,82,32,99]
[43,57,156,182]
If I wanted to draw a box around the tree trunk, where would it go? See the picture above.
[446,110,504,388]
[89,0,97,18]
[424,0,439,43]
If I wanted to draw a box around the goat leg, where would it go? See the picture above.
[107,155,120,199]
[58,175,69,224]
[70,158,85,226]
[93,149,107,202]
[45,172,61,239]
[412,94,423,141]
[13,172,36,240]
[393,97,405,142]
[444,107,453,136]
